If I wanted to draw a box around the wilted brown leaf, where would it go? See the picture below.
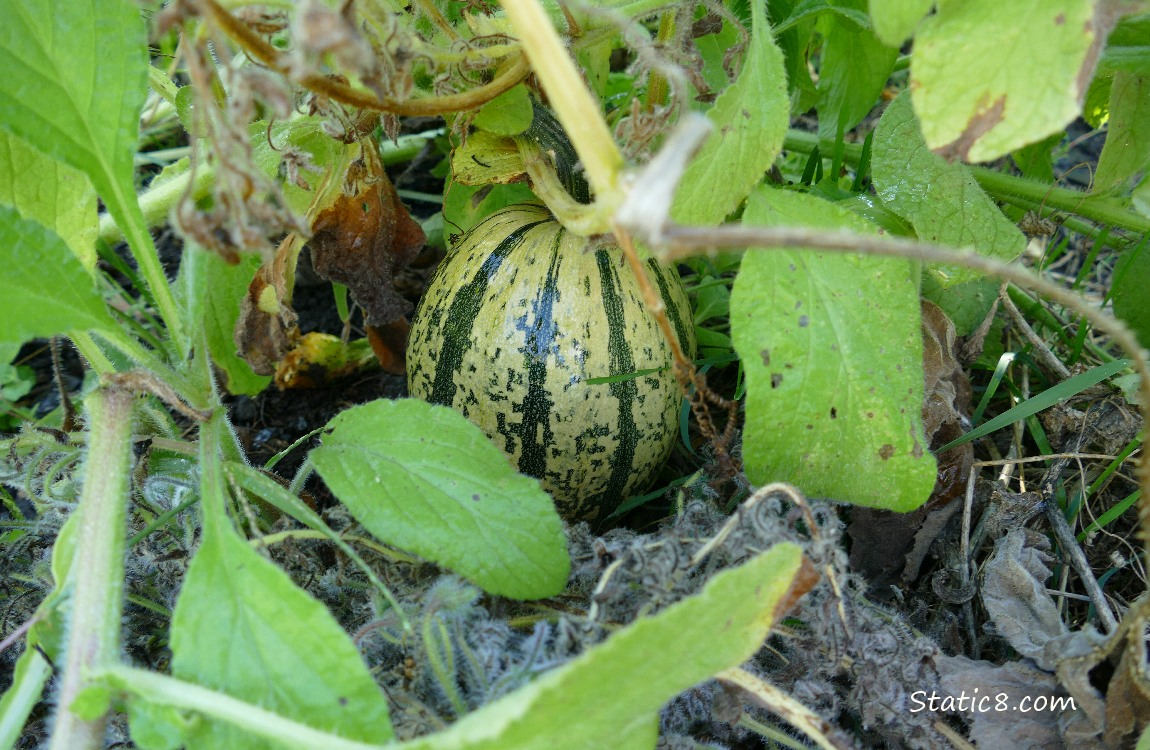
[308,139,426,329]
[235,233,304,375]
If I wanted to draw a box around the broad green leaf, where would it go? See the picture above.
[911,0,1111,162]
[181,248,271,396]
[472,84,534,135]
[403,542,805,750]
[1011,131,1064,183]
[672,0,788,225]
[443,181,537,239]
[1084,64,1115,127]
[0,0,147,234]
[692,14,744,98]
[311,399,570,600]
[769,0,819,113]
[0,131,97,270]
[730,187,934,512]
[250,118,344,217]
[872,92,1026,333]
[816,3,898,141]
[1094,70,1150,194]
[773,0,872,35]
[1113,242,1150,347]
[868,0,933,46]
[170,447,393,750]
[0,205,117,344]
[1104,13,1150,71]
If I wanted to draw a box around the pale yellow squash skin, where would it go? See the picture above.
[407,203,695,522]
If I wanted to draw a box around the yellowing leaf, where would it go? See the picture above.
[911,0,1117,162]
[0,131,97,270]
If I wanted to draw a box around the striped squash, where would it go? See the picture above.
[406,203,696,522]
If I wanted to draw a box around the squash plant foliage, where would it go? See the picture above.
[1,0,1149,748]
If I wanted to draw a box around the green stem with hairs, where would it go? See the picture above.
[48,386,136,750]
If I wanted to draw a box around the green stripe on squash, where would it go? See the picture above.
[407,203,696,521]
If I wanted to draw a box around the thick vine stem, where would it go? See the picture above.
[499,0,625,205]
[201,0,531,115]
[49,386,136,750]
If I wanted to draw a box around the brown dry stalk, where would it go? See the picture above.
[614,226,739,469]
[201,0,531,116]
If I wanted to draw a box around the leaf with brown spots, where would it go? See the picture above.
[910,0,1134,162]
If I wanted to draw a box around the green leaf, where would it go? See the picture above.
[0,204,117,344]
[171,423,393,750]
[730,187,934,512]
[867,0,933,46]
[1094,70,1150,194]
[404,542,805,750]
[472,84,534,136]
[769,0,820,113]
[1011,131,1064,183]
[181,248,271,396]
[872,92,1027,333]
[311,399,570,600]
[0,130,97,270]
[672,0,789,225]
[910,0,1112,162]
[126,697,190,750]
[0,0,147,236]
[1113,241,1150,347]
[773,0,872,35]
[250,118,344,217]
[442,181,537,240]
[816,3,899,141]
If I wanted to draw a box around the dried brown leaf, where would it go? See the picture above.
[308,139,425,330]
[234,234,304,375]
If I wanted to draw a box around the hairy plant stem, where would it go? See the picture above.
[99,666,381,750]
[782,130,1150,236]
[203,0,530,116]
[49,387,136,750]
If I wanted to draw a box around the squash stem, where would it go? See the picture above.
[499,0,624,205]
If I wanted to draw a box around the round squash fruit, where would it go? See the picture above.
[406,203,696,522]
